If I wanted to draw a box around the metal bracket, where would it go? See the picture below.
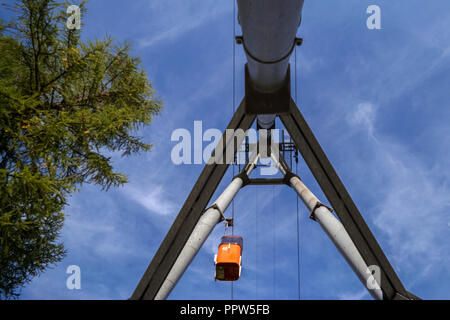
[225,218,234,228]
[237,36,303,65]
[309,201,333,221]
[295,37,303,46]
[283,170,299,186]
[206,203,226,222]
[233,170,250,187]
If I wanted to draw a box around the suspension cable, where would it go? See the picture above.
[255,185,258,299]
[231,0,236,301]
[294,44,301,300]
[296,154,300,300]
[295,42,298,104]
[272,185,276,299]
[231,0,236,236]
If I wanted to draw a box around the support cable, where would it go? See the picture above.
[294,44,301,300]
[255,185,258,299]
[295,153,300,300]
[272,185,276,299]
[231,0,236,301]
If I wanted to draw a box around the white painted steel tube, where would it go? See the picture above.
[155,154,259,300]
[289,176,383,300]
[237,0,304,93]
[313,206,383,300]
[237,0,304,129]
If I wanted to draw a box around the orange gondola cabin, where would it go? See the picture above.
[214,235,243,281]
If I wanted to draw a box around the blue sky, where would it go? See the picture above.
[2,0,449,300]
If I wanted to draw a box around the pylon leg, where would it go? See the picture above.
[155,153,259,299]
[279,98,418,300]
[131,99,255,300]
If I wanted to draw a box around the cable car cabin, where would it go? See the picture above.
[214,236,243,281]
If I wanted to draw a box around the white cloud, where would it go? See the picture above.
[371,143,450,268]
[138,19,204,49]
[346,102,377,136]
[123,184,177,216]
[62,189,151,261]
[138,0,231,48]
[342,102,450,279]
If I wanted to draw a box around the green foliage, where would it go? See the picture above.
[0,0,162,299]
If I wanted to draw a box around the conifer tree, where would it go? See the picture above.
[0,0,162,299]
